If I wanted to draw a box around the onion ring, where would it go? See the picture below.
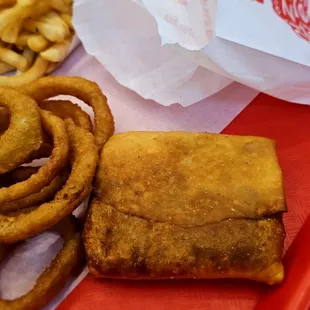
[0,120,98,243]
[25,141,53,162]
[40,99,92,131]
[0,216,84,310]
[20,76,114,151]
[0,106,53,161]
[0,166,37,187]
[0,110,69,204]
[0,87,43,174]
[0,168,69,213]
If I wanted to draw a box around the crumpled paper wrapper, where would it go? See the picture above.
[132,0,217,50]
[73,0,310,106]
[73,0,232,107]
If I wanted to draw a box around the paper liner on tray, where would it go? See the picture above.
[56,91,310,310]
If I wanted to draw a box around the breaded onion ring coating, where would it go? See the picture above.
[0,216,84,310]
[0,168,69,213]
[40,99,92,132]
[0,167,37,187]
[0,87,43,174]
[0,110,69,204]
[0,120,98,243]
[20,76,114,151]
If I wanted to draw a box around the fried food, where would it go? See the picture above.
[40,37,72,62]
[27,34,49,53]
[60,13,73,30]
[0,77,111,307]
[0,166,37,187]
[0,87,42,174]
[51,0,72,14]
[0,46,29,71]
[0,110,69,203]
[0,167,68,213]
[0,120,98,243]
[25,140,52,161]
[0,0,75,85]
[0,216,84,310]
[85,131,286,285]
[0,61,14,74]
[15,47,35,75]
[0,55,49,87]
[21,76,115,151]
[0,105,9,133]
[40,99,92,132]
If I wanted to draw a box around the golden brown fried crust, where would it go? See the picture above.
[0,169,69,213]
[0,87,43,174]
[0,120,98,243]
[85,201,285,285]
[0,110,69,204]
[20,76,115,151]
[0,167,38,188]
[85,131,286,285]
[94,132,286,225]
[0,216,84,310]
[40,99,93,132]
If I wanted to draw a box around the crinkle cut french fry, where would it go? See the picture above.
[15,31,32,47]
[0,1,50,35]
[21,46,35,63]
[0,55,48,86]
[51,0,72,14]
[27,34,49,52]
[45,61,59,74]
[40,11,69,26]
[1,19,22,43]
[22,19,38,33]
[36,20,69,43]
[38,11,70,36]
[0,0,73,84]
[0,61,14,74]
[15,47,35,75]
[60,13,73,30]
[0,46,29,71]
[40,36,71,62]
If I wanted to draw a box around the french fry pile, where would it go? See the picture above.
[0,0,74,87]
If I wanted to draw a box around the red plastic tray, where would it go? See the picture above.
[58,93,310,310]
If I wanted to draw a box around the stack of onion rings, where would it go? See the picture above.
[0,76,114,309]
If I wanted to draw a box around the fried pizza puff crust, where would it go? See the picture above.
[0,216,84,310]
[85,131,286,285]
[85,202,285,285]
[0,87,43,174]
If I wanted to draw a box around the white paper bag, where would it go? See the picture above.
[74,0,310,106]
[73,0,232,107]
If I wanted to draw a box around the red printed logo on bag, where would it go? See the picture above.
[272,0,310,42]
